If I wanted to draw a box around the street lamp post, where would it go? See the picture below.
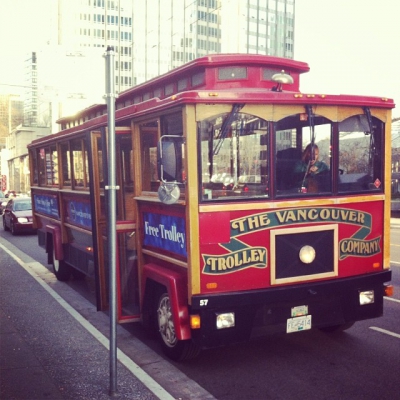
[104,46,118,397]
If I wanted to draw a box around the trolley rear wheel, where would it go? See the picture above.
[52,248,72,281]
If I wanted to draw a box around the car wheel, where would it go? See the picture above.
[52,248,72,281]
[156,292,200,361]
[10,220,17,235]
[3,217,9,231]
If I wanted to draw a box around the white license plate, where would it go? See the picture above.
[286,315,312,333]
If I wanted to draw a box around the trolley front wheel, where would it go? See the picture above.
[156,292,200,361]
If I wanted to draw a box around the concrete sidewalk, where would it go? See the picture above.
[0,239,215,400]
[0,246,164,399]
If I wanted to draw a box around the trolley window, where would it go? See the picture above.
[338,115,383,193]
[60,142,71,187]
[199,110,269,201]
[34,146,59,187]
[71,138,89,189]
[140,121,159,193]
[275,114,332,196]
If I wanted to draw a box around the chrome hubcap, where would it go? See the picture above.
[157,294,177,347]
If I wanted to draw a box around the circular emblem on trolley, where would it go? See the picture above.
[158,183,180,205]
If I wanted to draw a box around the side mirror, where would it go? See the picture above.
[157,135,184,183]
[157,135,184,204]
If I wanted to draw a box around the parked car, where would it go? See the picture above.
[2,197,35,235]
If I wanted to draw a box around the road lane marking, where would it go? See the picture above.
[0,242,176,400]
[385,297,400,303]
[369,327,400,339]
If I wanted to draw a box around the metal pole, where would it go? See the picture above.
[104,45,118,396]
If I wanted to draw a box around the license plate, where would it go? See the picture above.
[286,315,312,333]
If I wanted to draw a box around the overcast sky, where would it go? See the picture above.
[1,0,399,118]
[295,0,400,118]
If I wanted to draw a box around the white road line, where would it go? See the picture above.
[385,297,400,303]
[369,327,400,339]
[0,242,175,400]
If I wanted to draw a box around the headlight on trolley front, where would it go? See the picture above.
[299,245,316,264]
[359,290,375,305]
[17,217,29,223]
[216,312,235,329]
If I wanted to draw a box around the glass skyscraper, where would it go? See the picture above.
[55,0,295,91]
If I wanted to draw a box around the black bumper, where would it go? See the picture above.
[190,270,392,348]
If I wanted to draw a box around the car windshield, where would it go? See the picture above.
[14,201,32,211]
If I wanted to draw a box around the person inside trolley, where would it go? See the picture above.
[293,143,329,193]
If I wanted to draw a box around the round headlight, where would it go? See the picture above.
[299,245,316,264]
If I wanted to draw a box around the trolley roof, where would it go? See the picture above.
[37,53,394,142]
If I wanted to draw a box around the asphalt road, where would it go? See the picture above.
[1,221,399,400]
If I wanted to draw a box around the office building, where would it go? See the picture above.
[53,0,295,92]
[2,0,294,192]
[21,0,295,128]
[0,94,24,148]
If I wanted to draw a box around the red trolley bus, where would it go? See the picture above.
[28,53,394,360]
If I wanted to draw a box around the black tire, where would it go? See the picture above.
[10,220,17,235]
[3,217,9,231]
[156,292,201,361]
[319,322,355,333]
[52,248,72,281]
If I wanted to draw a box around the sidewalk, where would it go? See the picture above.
[0,239,215,400]
[0,247,163,400]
